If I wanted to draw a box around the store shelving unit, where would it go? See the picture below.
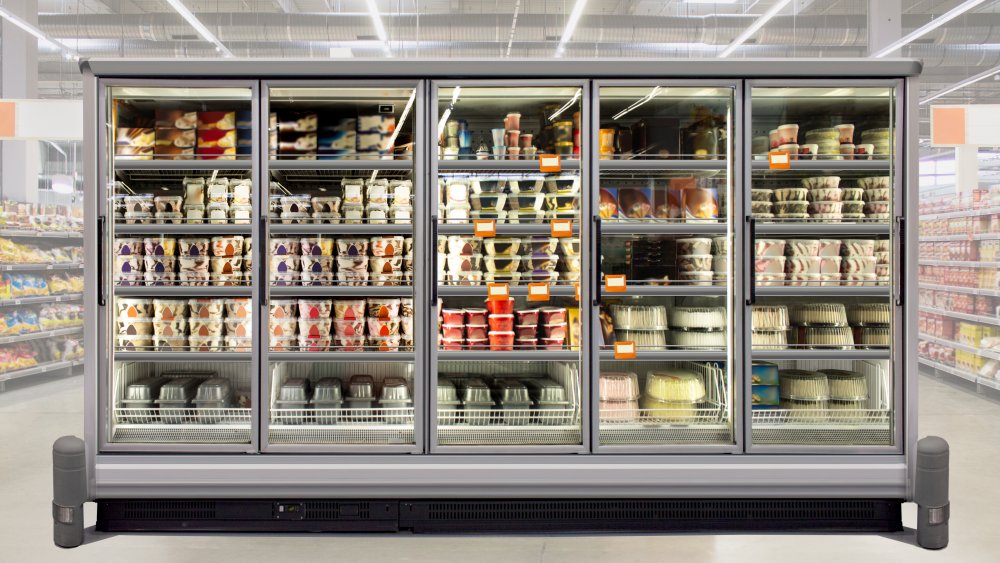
[82,59,920,532]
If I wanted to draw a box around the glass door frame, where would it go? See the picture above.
[427,78,593,454]
[96,77,261,453]
[259,79,427,454]
[743,78,907,454]
[589,79,745,454]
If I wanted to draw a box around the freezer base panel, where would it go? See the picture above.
[91,455,910,500]
[95,498,902,534]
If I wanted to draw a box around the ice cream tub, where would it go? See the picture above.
[336,270,369,286]
[677,254,712,272]
[117,317,153,336]
[336,255,368,272]
[489,331,515,351]
[178,238,210,256]
[538,337,566,351]
[143,237,176,256]
[153,299,186,320]
[117,335,153,350]
[755,257,786,274]
[333,318,365,337]
[269,317,298,338]
[539,307,568,324]
[154,336,187,351]
[299,317,332,339]
[369,335,401,352]
[210,256,242,275]
[842,256,877,275]
[368,298,401,319]
[178,255,209,272]
[269,271,299,286]
[114,255,142,276]
[679,271,714,286]
[367,317,400,337]
[542,322,568,339]
[843,273,878,286]
[370,256,403,275]
[786,274,821,286]
[333,299,366,321]
[299,255,334,274]
[189,336,224,352]
[676,238,712,255]
[117,298,153,319]
[140,255,174,274]
[843,239,876,256]
[787,239,820,257]
[464,324,488,340]
[440,338,464,351]
[225,297,252,319]
[300,237,334,256]
[115,238,144,256]
[270,238,300,256]
[334,238,367,257]
[225,337,252,352]
[514,324,538,339]
[299,299,333,319]
[755,239,786,257]
[211,236,244,257]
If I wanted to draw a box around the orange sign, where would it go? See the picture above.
[473,219,496,237]
[551,219,573,238]
[527,282,550,302]
[487,283,510,301]
[768,151,791,169]
[614,341,636,360]
[539,154,561,173]
[605,274,627,293]
[575,282,581,302]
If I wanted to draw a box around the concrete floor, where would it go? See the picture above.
[1,372,997,562]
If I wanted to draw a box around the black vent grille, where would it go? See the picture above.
[302,501,371,520]
[120,500,217,521]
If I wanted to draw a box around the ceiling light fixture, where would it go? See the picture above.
[718,0,793,58]
[0,5,79,61]
[365,0,393,57]
[612,86,661,120]
[921,63,1000,105]
[555,0,588,57]
[872,0,988,58]
[163,0,233,57]
[505,0,521,57]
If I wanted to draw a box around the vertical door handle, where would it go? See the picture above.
[592,216,602,307]
[746,216,756,306]
[97,215,106,307]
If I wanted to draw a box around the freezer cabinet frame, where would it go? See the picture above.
[81,58,921,502]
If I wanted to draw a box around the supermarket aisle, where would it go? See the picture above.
[1,373,998,563]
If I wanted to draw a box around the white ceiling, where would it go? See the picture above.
[11,0,1000,120]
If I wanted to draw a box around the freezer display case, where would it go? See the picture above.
[262,83,423,451]
[593,84,737,450]
[83,61,920,525]
[746,83,900,450]
[431,83,587,450]
[101,83,258,450]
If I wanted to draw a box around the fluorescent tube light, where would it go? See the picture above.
[921,63,1000,105]
[612,87,661,120]
[163,0,233,57]
[555,0,588,57]
[549,89,582,121]
[366,0,393,56]
[872,0,988,58]
[0,5,79,60]
[718,0,793,58]
[384,88,416,152]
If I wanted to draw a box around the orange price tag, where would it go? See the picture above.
[487,283,510,301]
[605,274,627,293]
[768,150,791,169]
[539,154,562,173]
[551,219,573,238]
[474,219,496,237]
[614,341,636,360]
[527,282,550,302]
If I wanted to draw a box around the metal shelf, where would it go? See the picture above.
[919,357,980,384]
[114,352,252,362]
[598,350,727,361]
[753,349,890,361]
[270,285,412,298]
[0,263,81,272]
[599,159,728,171]
[113,159,251,170]
[438,285,577,297]
[918,333,1000,362]
[437,159,581,172]
[919,283,1000,297]
[918,233,1000,242]
[0,326,83,346]
[920,305,1000,326]
[919,260,1000,268]
[437,223,579,236]
[750,160,891,172]
[114,223,251,236]
[268,159,412,171]
[755,285,891,297]
[600,222,727,235]
[269,352,414,362]
[601,285,726,297]
[114,286,252,297]
[0,358,83,384]
[755,223,891,236]
[751,408,893,446]
[0,229,82,239]
[0,293,82,307]
[919,206,1000,221]
[270,223,413,235]
[438,350,580,362]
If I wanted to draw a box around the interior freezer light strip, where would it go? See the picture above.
[611,86,662,120]
[365,0,393,57]
[163,0,233,57]
[920,62,1000,105]
[374,88,417,180]
[717,0,793,58]
[555,0,588,57]
[0,6,79,61]
[872,0,988,58]
[549,89,582,121]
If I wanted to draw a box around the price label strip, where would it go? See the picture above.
[614,341,636,360]
[487,283,510,301]
[539,154,561,173]
[605,274,627,293]
[527,282,550,302]
[768,150,791,170]
[550,219,573,238]
[474,219,496,238]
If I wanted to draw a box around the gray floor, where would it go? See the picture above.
[1,373,997,562]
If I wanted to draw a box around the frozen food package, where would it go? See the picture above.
[197,111,236,131]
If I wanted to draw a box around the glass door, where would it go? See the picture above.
[261,83,423,452]
[746,82,900,451]
[593,83,738,452]
[101,82,257,451]
[430,82,587,451]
